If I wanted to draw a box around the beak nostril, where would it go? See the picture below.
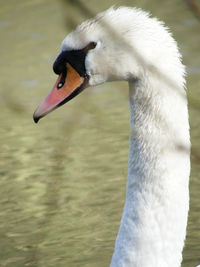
[57,68,67,89]
[57,82,63,89]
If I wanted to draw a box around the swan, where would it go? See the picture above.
[33,7,190,267]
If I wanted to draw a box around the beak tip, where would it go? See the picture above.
[33,112,40,124]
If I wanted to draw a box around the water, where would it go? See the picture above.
[0,0,200,266]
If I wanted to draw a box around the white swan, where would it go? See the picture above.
[33,7,190,267]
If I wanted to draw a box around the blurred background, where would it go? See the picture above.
[0,0,200,266]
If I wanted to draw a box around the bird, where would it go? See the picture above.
[33,7,191,267]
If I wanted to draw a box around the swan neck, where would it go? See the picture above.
[110,78,190,267]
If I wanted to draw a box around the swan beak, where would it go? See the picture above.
[33,63,86,123]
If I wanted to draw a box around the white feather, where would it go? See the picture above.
[62,7,190,267]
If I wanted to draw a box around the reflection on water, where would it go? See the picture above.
[0,0,200,266]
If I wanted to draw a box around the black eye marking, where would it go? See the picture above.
[53,41,97,78]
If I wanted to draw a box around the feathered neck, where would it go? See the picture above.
[110,73,190,267]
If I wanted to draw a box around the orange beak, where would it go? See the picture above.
[33,63,86,123]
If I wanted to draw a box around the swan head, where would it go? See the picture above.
[33,7,184,123]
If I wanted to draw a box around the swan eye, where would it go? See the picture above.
[83,42,97,53]
[89,41,97,48]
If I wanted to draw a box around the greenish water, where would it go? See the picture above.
[0,0,200,266]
